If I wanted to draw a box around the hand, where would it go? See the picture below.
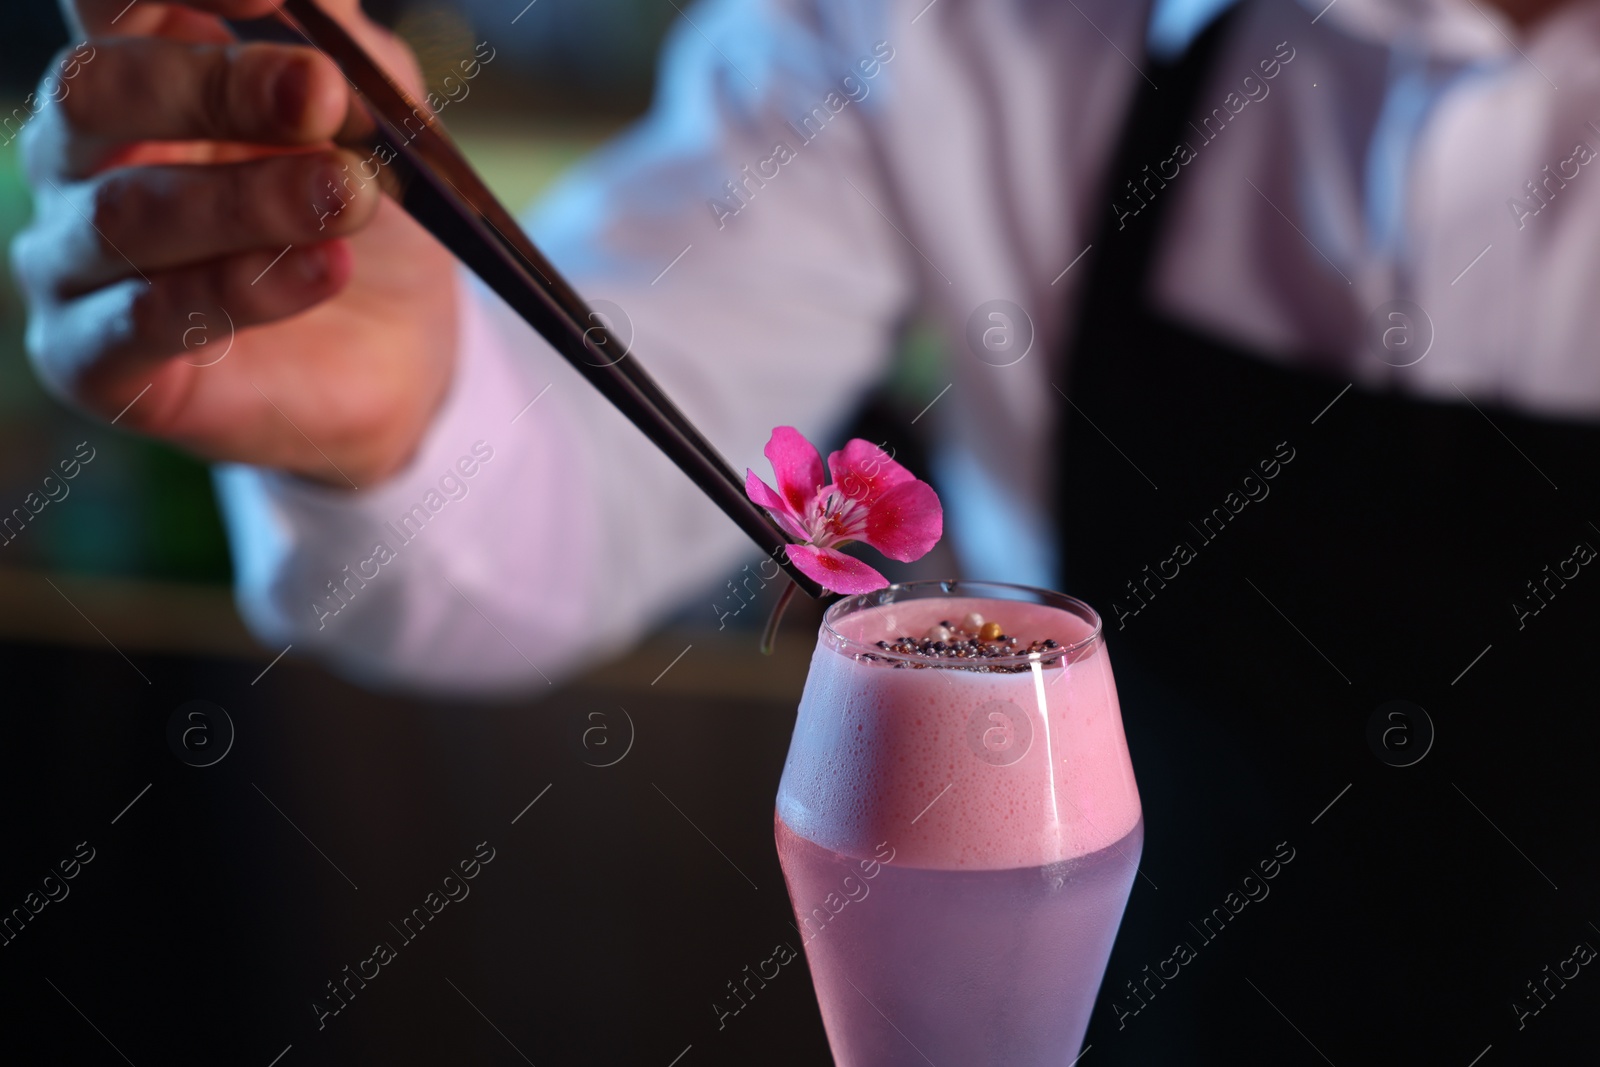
[10,0,459,488]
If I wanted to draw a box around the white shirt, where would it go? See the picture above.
[214,0,1600,693]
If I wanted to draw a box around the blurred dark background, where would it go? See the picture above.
[3,5,1594,1067]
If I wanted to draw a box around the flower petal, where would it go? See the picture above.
[861,479,943,562]
[828,439,915,507]
[785,543,889,595]
[746,469,811,542]
[765,426,826,518]
[744,469,785,512]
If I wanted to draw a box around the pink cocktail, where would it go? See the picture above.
[776,580,1142,1065]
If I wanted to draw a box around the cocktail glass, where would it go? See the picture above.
[776,580,1142,1065]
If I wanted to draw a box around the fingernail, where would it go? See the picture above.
[296,245,327,285]
[272,59,311,128]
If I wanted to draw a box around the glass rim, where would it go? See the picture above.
[820,579,1104,668]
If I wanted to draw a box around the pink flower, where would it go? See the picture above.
[745,426,943,594]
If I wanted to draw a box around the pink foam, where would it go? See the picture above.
[776,597,1142,870]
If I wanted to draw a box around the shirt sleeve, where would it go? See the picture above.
[212,0,916,695]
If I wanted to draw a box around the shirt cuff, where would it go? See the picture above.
[212,269,535,649]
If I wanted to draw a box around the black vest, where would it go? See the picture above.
[1060,6,1600,1061]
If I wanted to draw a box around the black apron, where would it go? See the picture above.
[1059,5,1600,1062]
